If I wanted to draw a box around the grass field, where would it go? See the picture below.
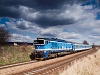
[0,45,33,66]
[60,48,100,75]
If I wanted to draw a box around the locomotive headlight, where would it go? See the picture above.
[43,51,47,54]
[44,51,46,53]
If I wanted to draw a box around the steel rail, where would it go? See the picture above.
[0,60,37,69]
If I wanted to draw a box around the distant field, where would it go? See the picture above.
[60,47,100,75]
[0,45,33,66]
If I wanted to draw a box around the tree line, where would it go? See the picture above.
[0,27,10,45]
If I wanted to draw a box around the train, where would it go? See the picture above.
[30,38,92,60]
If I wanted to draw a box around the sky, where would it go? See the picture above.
[0,0,100,45]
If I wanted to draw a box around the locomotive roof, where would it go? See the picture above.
[37,38,73,43]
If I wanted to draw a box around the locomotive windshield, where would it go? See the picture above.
[34,40,44,44]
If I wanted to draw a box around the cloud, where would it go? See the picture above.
[38,26,63,37]
[34,16,76,28]
[16,20,32,30]
[18,5,84,28]
[0,0,86,10]
[5,19,42,37]
[57,32,83,40]
[17,4,96,28]
[88,35,100,45]
[0,6,20,18]
[0,24,5,27]
[0,0,87,28]
[14,5,77,28]
[10,33,33,42]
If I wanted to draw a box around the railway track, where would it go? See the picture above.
[0,47,98,75]
[0,60,38,75]
[0,60,37,69]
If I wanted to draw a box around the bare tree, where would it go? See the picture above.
[83,40,89,45]
[0,27,11,45]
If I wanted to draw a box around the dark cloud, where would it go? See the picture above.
[0,0,86,28]
[42,33,56,37]
[0,0,87,17]
[0,6,20,18]
[0,0,86,9]
[67,36,79,39]
[17,24,28,30]
[34,16,76,28]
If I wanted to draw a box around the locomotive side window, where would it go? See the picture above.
[34,40,44,44]
[45,41,49,44]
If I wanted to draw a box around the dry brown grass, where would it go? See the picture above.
[60,49,100,75]
[0,45,33,66]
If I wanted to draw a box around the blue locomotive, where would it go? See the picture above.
[30,38,92,60]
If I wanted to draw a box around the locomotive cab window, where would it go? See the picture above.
[34,40,44,44]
